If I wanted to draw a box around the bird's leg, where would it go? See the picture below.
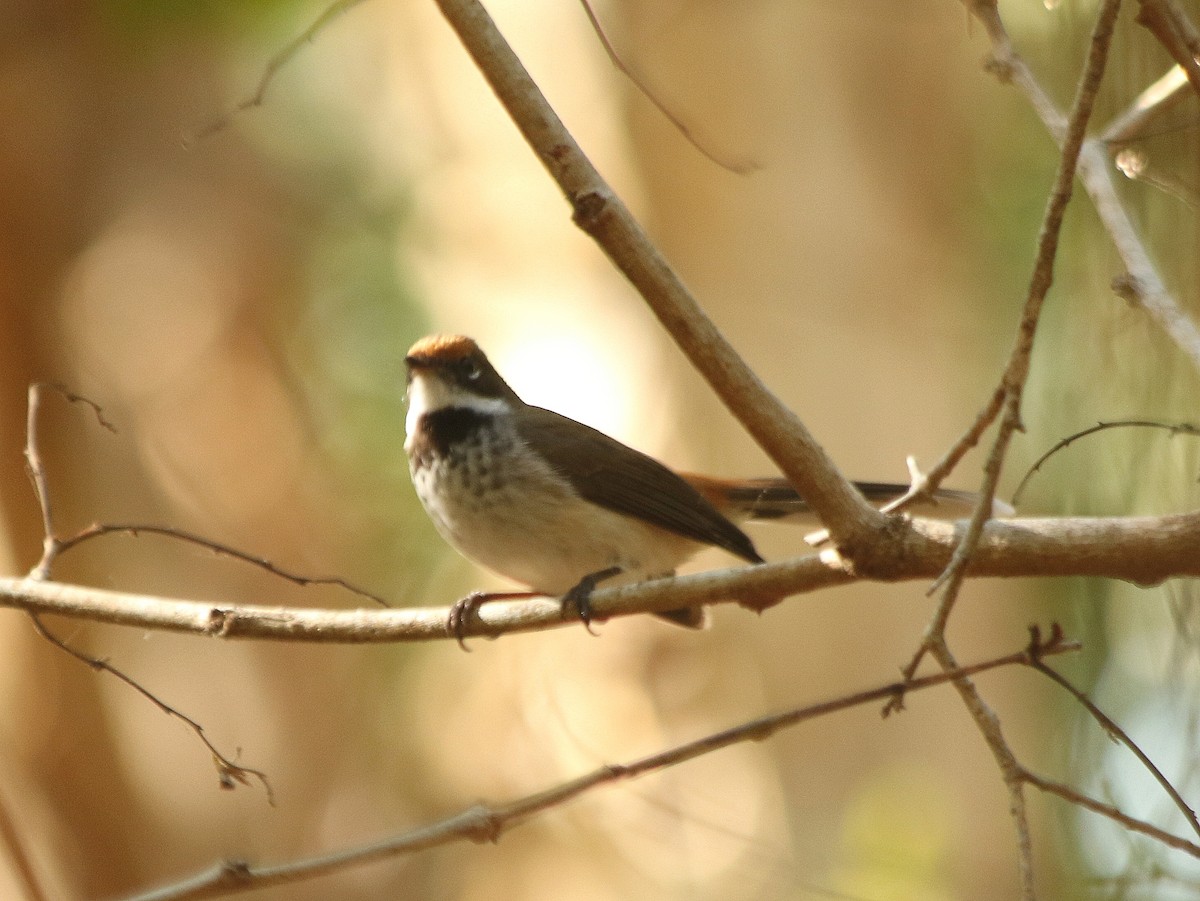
[447,589,538,650]
[561,566,623,633]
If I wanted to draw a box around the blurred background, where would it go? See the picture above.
[0,0,1198,898]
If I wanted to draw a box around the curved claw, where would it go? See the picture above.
[446,591,487,651]
[560,566,622,635]
[446,590,540,650]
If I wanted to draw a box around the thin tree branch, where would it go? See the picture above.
[430,0,883,548]
[964,0,1200,373]
[3,510,1200,642]
[927,638,1036,897]
[576,0,759,174]
[28,613,273,804]
[24,383,116,580]
[891,0,1122,714]
[931,0,1122,598]
[1136,0,1200,100]
[187,0,368,145]
[1012,419,1200,504]
[1024,770,1200,858]
[21,385,273,801]
[118,632,1078,901]
[58,523,391,608]
[899,6,1125,894]
[1030,652,1200,841]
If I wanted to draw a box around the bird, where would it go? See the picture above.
[403,334,996,643]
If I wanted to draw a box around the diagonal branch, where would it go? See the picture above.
[575,0,759,174]
[188,0,368,145]
[1031,652,1200,841]
[898,0,1123,691]
[118,633,1078,901]
[1136,0,1200,99]
[903,4,1126,896]
[966,0,1200,372]
[28,613,273,804]
[430,0,883,548]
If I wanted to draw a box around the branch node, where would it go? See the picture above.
[464,805,504,844]
[983,52,1016,83]
[1111,272,1143,305]
[570,190,610,232]
[206,607,236,638]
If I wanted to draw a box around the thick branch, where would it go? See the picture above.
[430,0,881,546]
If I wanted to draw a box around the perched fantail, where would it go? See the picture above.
[404,334,994,639]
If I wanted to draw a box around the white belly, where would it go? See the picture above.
[409,428,699,595]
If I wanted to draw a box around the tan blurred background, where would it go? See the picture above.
[1,0,1198,898]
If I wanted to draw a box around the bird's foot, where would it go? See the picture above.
[447,590,536,650]
[561,566,622,635]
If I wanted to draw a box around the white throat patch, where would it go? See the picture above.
[405,373,510,440]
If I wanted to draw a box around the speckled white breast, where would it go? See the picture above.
[406,408,698,595]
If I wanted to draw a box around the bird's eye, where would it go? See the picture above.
[462,359,482,381]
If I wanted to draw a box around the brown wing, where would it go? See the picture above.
[516,406,762,563]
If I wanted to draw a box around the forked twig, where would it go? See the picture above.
[892,4,1126,895]
[1028,642,1200,841]
[24,383,115,579]
[24,382,390,607]
[22,385,276,801]
[891,0,1123,700]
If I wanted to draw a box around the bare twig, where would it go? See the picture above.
[890,0,1123,704]
[24,383,390,605]
[24,383,116,580]
[58,523,391,608]
[22,385,273,801]
[576,0,759,174]
[188,0,367,145]
[1024,770,1200,858]
[1135,0,1200,100]
[968,1,1200,372]
[28,613,273,804]
[858,385,1009,527]
[1029,649,1200,841]
[431,0,883,549]
[896,5,1126,895]
[927,637,1036,897]
[119,633,1078,901]
[931,0,1122,596]
[1012,419,1200,504]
